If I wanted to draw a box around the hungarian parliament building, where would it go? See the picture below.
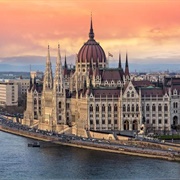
[23,18,180,136]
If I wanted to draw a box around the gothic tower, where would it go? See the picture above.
[40,45,54,129]
[53,44,66,126]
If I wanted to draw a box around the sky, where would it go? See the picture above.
[0,0,180,66]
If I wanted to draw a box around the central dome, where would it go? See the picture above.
[77,18,106,64]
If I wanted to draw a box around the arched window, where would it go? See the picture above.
[127,104,130,112]
[123,104,126,112]
[164,104,168,111]
[114,104,117,112]
[174,102,178,108]
[108,104,111,112]
[131,104,135,112]
[96,104,99,112]
[152,104,156,111]
[142,105,144,112]
[59,102,61,108]
[131,91,134,97]
[136,104,139,111]
[173,102,176,108]
[132,120,138,130]
[102,104,105,112]
[34,99,37,105]
[158,104,162,111]
[146,104,149,111]
[127,91,130,98]
[89,105,93,112]
[124,120,129,130]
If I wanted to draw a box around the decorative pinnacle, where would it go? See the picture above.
[119,52,122,69]
[89,13,94,39]
[125,52,128,67]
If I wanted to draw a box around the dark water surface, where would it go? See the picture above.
[0,131,179,180]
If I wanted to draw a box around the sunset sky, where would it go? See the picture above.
[0,0,180,65]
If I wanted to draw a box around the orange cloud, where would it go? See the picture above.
[0,0,180,64]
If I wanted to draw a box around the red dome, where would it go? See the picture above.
[77,18,106,64]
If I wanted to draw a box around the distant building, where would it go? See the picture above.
[13,79,30,96]
[0,81,18,106]
[23,18,180,136]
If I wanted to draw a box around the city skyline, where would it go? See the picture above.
[0,0,180,66]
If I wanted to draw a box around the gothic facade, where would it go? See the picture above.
[23,18,180,135]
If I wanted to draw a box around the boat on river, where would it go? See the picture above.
[28,142,40,147]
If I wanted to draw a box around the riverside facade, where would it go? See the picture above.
[23,18,180,136]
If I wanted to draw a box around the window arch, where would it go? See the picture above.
[102,104,105,112]
[127,91,130,98]
[59,102,61,108]
[152,104,156,111]
[127,104,130,112]
[146,104,150,111]
[124,120,129,130]
[123,104,126,112]
[132,120,138,130]
[173,102,175,108]
[158,104,162,111]
[108,104,111,112]
[96,104,99,112]
[136,104,139,111]
[131,91,134,97]
[89,105,93,112]
[114,104,117,112]
[34,99,37,105]
[164,104,168,111]
[131,104,135,112]
[173,102,178,108]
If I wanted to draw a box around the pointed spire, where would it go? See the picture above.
[46,44,50,63]
[125,52,130,76]
[43,45,53,90]
[54,44,64,93]
[118,52,122,69]
[125,52,128,67]
[89,13,94,39]
[64,53,68,76]
[64,53,67,69]
[57,43,61,61]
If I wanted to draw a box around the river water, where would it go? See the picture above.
[0,131,179,180]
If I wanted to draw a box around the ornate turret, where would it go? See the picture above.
[53,44,64,94]
[43,45,53,90]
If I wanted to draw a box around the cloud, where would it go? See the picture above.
[0,1,180,64]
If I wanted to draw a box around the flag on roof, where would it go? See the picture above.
[108,52,113,57]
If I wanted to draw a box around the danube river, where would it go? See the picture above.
[0,131,179,180]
